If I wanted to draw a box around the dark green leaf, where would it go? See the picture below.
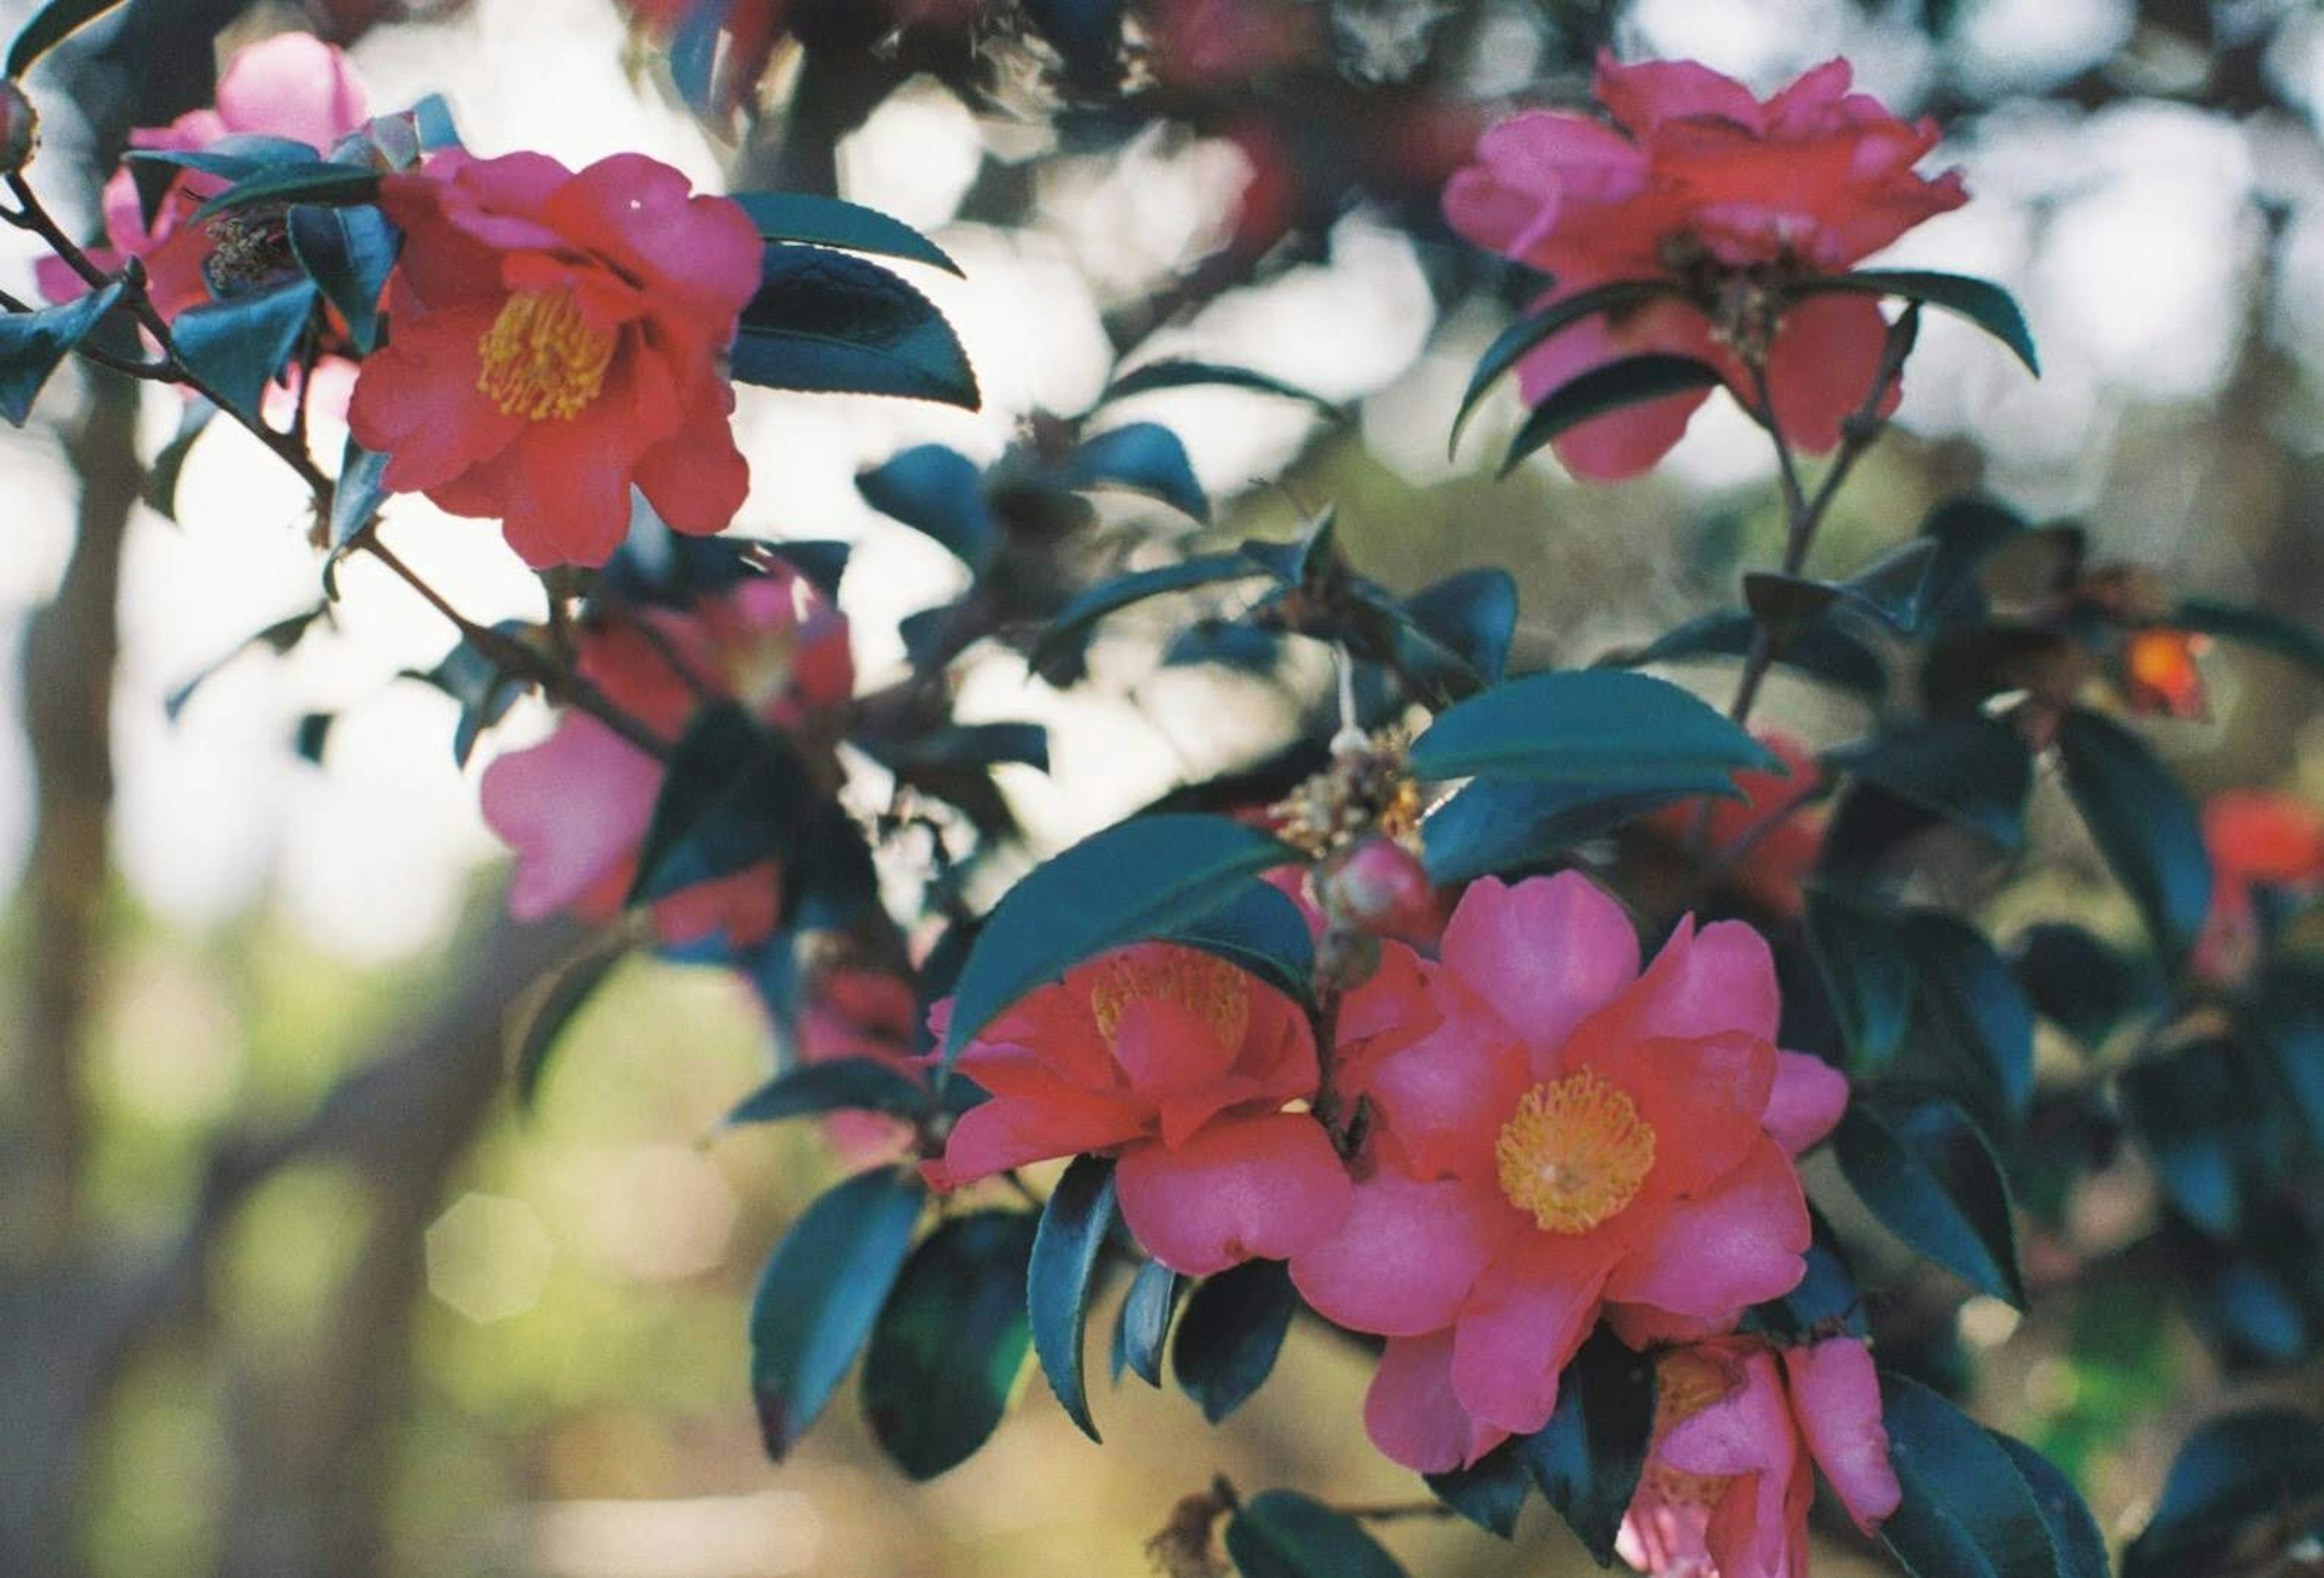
[1804,270,2040,376]
[856,445,996,568]
[862,1210,1036,1479]
[1603,608,1888,697]
[507,936,630,1109]
[2055,708,2212,963]
[1995,1432,2110,1578]
[1918,495,2030,625]
[757,539,851,600]
[1101,358,1339,415]
[1423,776,1721,886]
[1500,353,1724,476]
[1408,670,1780,789]
[1426,1442,1531,1539]
[2117,1041,2255,1236]
[724,1057,931,1128]
[871,722,1050,776]
[1114,1257,1180,1388]
[6,0,126,76]
[324,439,390,588]
[1879,1371,2061,1578]
[286,202,398,354]
[1840,538,1943,631]
[1824,717,2032,850]
[1068,421,1209,522]
[2254,970,2324,1152]
[627,705,811,906]
[1028,1153,1116,1442]
[126,140,312,227]
[734,249,979,409]
[1451,280,1678,455]
[172,280,318,422]
[141,398,215,521]
[2012,924,2149,1051]
[292,710,334,763]
[1742,572,1843,641]
[1900,910,2037,1129]
[732,191,961,274]
[1746,1208,1868,1341]
[939,815,1299,1070]
[1225,1491,1408,1578]
[2122,1409,2324,1578]
[2173,597,2324,681]
[1807,888,1917,1076]
[1836,1099,2026,1307]
[1157,879,1316,1013]
[165,600,333,722]
[1028,553,1263,684]
[1402,567,1519,689]
[750,1167,926,1458]
[194,162,382,220]
[1172,1259,1298,1424]
[0,282,122,425]
[1515,1327,1658,1566]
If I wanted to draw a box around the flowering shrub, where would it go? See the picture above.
[6,6,2324,1578]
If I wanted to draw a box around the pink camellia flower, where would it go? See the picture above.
[1443,54,1967,479]
[479,562,852,945]
[36,33,370,317]
[1620,1336,1901,1578]
[796,964,925,1163]
[2192,789,2324,985]
[925,943,1359,1275]
[1288,872,1846,1472]
[1647,732,1824,918]
[347,150,762,568]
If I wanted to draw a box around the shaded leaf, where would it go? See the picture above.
[1068,421,1209,522]
[172,280,317,421]
[1114,1257,1181,1388]
[1101,358,1339,415]
[856,444,996,568]
[507,936,630,1109]
[2122,1409,2324,1578]
[1604,608,1888,697]
[1995,1432,2111,1578]
[1451,279,1678,455]
[2055,708,2211,964]
[194,161,382,220]
[1173,1259,1299,1424]
[1837,1099,2026,1307]
[1426,1442,1531,1540]
[735,248,979,409]
[1028,1153,1116,1442]
[1803,270,2039,376]
[724,1057,931,1128]
[1900,909,2037,1130]
[863,1210,1036,1479]
[1807,887,1917,1076]
[1500,353,1724,476]
[0,281,123,424]
[142,397,215,520]
[1409,670,1780,789]
[1824,717,2032,851]
[1423,776,1721,886]
[1879,1371,2062,1578]
[731,191,960,274]
[2117,1041,2256,1236]
[2173,597,2324,681]
[286,201,398,353]
[1402,567,1518,689]
[1226,1491,1408,1578]
[1028,553,1264,684]
[2012,924,2149,1051]
[1157,879,1316,1013]
[1515,1327,1658,1566]
[627,705,810,906]
[6,0,126,76]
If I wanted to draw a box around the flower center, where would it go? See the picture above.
[1641,1349,1738,1508]
[1493,1068,1655,1233]
[1088,950,1250,1050]
[476,288,616,421]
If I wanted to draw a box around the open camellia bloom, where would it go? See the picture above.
[479,562,852,945]
[925,944,1355,1276]
[1288,872,1846,1471]
[36,33,370,318]
[348,150,762,567]
[1443,54,1966,479]
[1646,732,1824,918]
[1620,1336,1900,1578]
[2193,789,2324,984]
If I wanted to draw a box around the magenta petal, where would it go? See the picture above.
[214,33,369,149]
[1363,1332,1509,1474]
[1592,51,1768,135]
[1439,872,1640,1075]
[1514,300,1718,481]
[1604,914,1783,1045]
[1784,1338,1900,1531]
[1290,1170,1506,1337]
[924,1090,1143,1189]
[1765,1051,1848,1154]
[1114,1112,1351,1277]
[1602,1138,1809,1318]
[479,715,661,919]
[1449,1234,1609,1435]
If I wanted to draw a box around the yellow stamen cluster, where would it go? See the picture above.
[1493,1069,1656,1234]
[1088,948,1250,1050]
[476,288,616,421]
[1270,732,1422,859]
[1641,1349,1740,1508]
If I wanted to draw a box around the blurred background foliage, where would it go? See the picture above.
[2,0,2321,1574]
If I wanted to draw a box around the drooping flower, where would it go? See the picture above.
[1646,732,1824,918]
[479,561,853,945]
[1618,1336,1901,1578]
[347,150,762,568]
[1288,872,1846,1472]
[1443,54,1966,479]
[2193,789,2324,985]
[36,33,372,318]
[925,943,1357,1275]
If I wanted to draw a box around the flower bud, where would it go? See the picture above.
[1315,837,1441,946]
[0,81,39,175]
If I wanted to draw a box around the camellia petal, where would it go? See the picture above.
[1290,1169,1508,1337]
[1113,1112,1353,1277]
[1782,1338,1900,1531]
[1438,872,1642,1073]
[1364,1332,1511,1474]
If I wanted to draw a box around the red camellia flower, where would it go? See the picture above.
[1443,54,1967,479]
[479,561,852,945]
[348,150,762,568]
[1288,872,1845,1472]
[36,33,370,318]
[925,944,1357,1275]
[1620,1336,1900,1578]
[2193,789,2324,985]
[1647,732,1825,918]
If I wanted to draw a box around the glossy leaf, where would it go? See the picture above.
[172,280,318,422]
[937,814,1299,1070]
[1900,909,2037,1129]
[1423,776,1721,886]
[1807,888,1917,1076]
[1114,1257,1181,1388]
[1101,358,1339,415]
[862,1210,1036,1479]
[2055,708,2211,963]
[399,624,525,767]
[286,202,398,353]
[734,249,979,409]
[1836,1099,2026,1307]
[1996,1432,2111,1578]
[0,282,123,425]
[1068,422,1209,522]
[750,1167,926,1458]
[1515,1327,1658,1566]
[2117,1041,2256,1236]
[1157,879,1316,1013]
[1402,567,1519,690]
[856,445,996,568]
[1500,353,1724,476]
[2122,1409,2324,1578]
[2173,597,2324,680]
[1824,717,2033,850]
[1408,670,1780,789]
[125,142,312,228]
[1172,1259,1299,1424]
[730,191,961,274]
[1917,495,2030,625]
[1426,1442,1531,1539]
[194,161,382,220]
[2012,924,2148,1051]
[627,705,811,906]
[6,0,126,76]
[724,1057,931,1128]
[1450,279,1678,455]
[1028,553,1265,683]
[1225,1491,1408,1578]
[1879,1371,2063,1578]
[1603,608,1888,697]
[1804,270,2040,375]
[1028,1154,1116,1442]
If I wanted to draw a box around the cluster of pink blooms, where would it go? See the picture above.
[930,867,1897,1576]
